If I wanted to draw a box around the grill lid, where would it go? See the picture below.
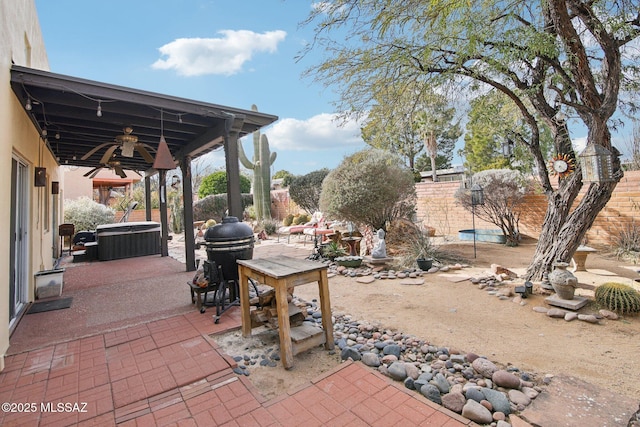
[204,216,253,242]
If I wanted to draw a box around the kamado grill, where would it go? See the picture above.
[196,216,255,323]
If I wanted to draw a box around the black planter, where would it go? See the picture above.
[417,258,433,271]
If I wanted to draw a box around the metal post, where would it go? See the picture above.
[472,205,477,258]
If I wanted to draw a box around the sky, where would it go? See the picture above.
[33,0,365,176]
[33,0,636,179]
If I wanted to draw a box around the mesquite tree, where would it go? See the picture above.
[301,0,639,280]
[238,105,277,221]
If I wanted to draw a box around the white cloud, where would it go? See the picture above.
[263,113,364,151]
[152,30,287,76]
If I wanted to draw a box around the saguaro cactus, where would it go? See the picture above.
[237,105,277,220]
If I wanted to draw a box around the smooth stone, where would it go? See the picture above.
[361,352,380,367]
[387,362,408,381]
[340,347,361,361]
[547,308,568,318]
[420,384,442,405]
[383,344,402,357]
[599,309,618,320]
[404,363,420,380]
[472,357,498,378]
[461,399,494,424]
[465,387,485,403]
[533,306,549,313]
[492,370,521,389]
[441,391,466,414]
[381,354,398,364]
[521,386,539,400]
[508,389,531,406]
[431,373,450,393]
[481,387,511,415]
[404,377,416,390]
[578,314,600,323]
[564,312,578,321]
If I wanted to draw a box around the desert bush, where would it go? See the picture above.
[454,169,528,246]
[292,213,311,225]
[198,171,251,198]
[259,218,279,235]
[289,169,330,214]
[283,214,294,226]
[612,222,640,263]
[595,282,640,315]
[193,193,253,222]
[64,197,115,232]
[320,149,416,231]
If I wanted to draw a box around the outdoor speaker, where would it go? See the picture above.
[35,167,46,187]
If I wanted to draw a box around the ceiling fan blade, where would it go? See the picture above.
[114,166,127,178]
[83,167,99,177]
[136,145,155,163]
[100,145,119,164]
[81,142,113,160]
[89,166,104,179]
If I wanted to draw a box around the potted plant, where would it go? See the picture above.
[408,227,434,271]
[321,241,347,260]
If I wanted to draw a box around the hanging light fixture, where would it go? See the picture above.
[578,143,614,183]
[152,109,175,170]
[96,100,102,117]
[25,96,32,111]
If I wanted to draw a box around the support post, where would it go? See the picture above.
[181,156,196,271]
[158,170,169,257]
[224,131,243,219]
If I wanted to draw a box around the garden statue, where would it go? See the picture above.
[371,229,387,258]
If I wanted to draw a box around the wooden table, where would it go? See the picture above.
[237,256,334,369]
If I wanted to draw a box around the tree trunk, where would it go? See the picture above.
[525,152,622,281]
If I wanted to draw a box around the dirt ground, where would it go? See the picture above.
[213,238,640,403]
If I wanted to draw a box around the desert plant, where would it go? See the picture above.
[321,241,347,260]
[595,282,640,315]
[454,169,528,246]
[198,171,251,199]
[259,218,279,235]
[289,169,330,214]
[63,197,115,232]
[612,222,640,264]
[320,149,416,231]
[237,105,277,220]
[193,193,253,222]
[283,214,294,227]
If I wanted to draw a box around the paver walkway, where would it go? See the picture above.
[0,237,474,426]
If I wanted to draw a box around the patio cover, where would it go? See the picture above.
[10,65,278,270]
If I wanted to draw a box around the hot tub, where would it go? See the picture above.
[96,221,161,261]
[458,229,507,244]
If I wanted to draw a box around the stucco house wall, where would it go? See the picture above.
[0,0,59,369]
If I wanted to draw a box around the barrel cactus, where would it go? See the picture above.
[594,282,640,315]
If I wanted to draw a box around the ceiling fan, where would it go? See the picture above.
[81,126,156,164]
[83,160,127,179]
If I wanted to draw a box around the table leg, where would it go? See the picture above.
[238,266,252,337]
[275,283,294,369]
[318,270,335,351]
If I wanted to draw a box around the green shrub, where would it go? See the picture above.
[595,282,640,315]
[198,171,251,198]
[193,193,253,222]
[283,214,294,226]
[64,197,115,232]
[289,169,330,214]
[319,149,416,231]
[612,222,640,263]
[259,218,279,235]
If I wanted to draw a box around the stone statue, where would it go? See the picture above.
[371,229,387,258]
